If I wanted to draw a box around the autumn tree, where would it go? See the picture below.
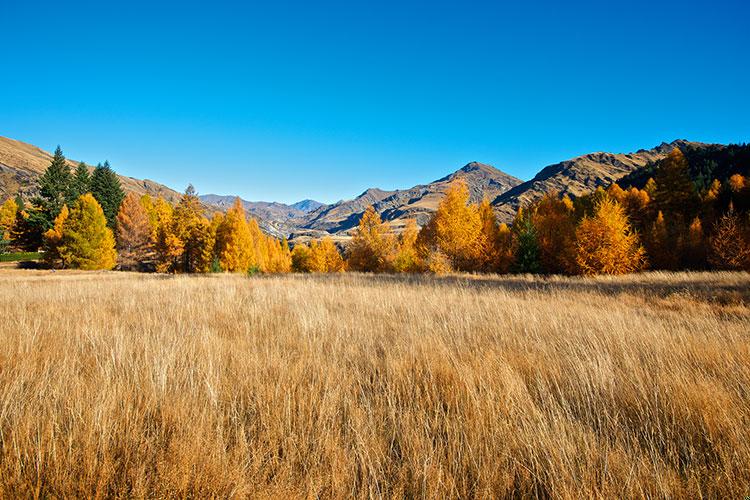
[264,237,292,273]
[169,185,211,273]
[291,243,314,272]
[621,187,651,232]
[0,198,19,243]
[295,238,346,273]
[575,197,645,275]
[417,180,482,271]
[347,205,396,272]
[90,161,125,228]
[215,197,254,272]
[44,194,117,270]
[42,205,68,265]
[115,192,152,269]
[393,219,423,273]
[645,211,675,270]
[530,193,576,274]
[708,206,750,271]
[495,223,515,274]
[474,200,502,272]
[148,198,182,273]
[315,237,345,272]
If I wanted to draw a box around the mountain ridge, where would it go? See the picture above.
[0,135,719,240]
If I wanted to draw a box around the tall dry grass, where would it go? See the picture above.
[0,270,748,498]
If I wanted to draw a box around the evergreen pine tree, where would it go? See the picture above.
[69,162,91,201]
[34,145,72,229]
[654,148,699,220]
[511,214,541,274]
[90,161,125,229]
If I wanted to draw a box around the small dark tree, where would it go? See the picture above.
[511,212,540,274]
[90,161,125,229]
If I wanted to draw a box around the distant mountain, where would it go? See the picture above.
[0,135,181,202]
[291,199,325,213]
[198,194,308,238]
[294,162,522,238]
[491,140,708,222]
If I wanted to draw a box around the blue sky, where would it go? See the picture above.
[2,0,748,204]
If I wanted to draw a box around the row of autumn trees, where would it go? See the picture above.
[340,148,750,274]
[0,147,291,272]
[1,146,749,274]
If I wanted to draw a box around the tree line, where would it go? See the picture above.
[1,146,749,274]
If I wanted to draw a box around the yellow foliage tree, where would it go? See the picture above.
[0,198,18,241]
[531,192,577,274]
[44,194,117,270]
[291,243,314,272]
[346,205,396,272]
[215,198,254,272]
[393,219,423,273]
[418,180,481,271]
[264,237,292,273]
[43,205,68,265]
[315,237,345,272]
[575,197,645,275]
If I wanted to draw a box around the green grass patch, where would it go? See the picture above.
[0,252,42,262]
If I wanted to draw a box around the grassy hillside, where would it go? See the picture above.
[0,271,748,497]
[0,136,182,202]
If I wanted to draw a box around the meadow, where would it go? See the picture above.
[0,270,748,498]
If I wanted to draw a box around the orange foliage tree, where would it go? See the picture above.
[115,192,152,269]
[530,192,577,274]
[708,206,750,271]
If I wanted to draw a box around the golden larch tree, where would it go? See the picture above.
[0,198,18,241]
[45,194,117,270]
[531,192,577,274]
[346,205,396,272]
[575,197,645,275]
[116,192,152,269]
[646,211,675,270]
[215,197,254,272]
[418,179,482,271]
[708,206,750,271]
[393,219,423,273]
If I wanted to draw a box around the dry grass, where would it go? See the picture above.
[0,270,749,498]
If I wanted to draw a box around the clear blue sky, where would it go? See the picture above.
[2,0,748,204]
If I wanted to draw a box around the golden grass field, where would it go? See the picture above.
[0,270,749,498]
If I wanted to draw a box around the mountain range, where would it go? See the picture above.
[0,135,710,241]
